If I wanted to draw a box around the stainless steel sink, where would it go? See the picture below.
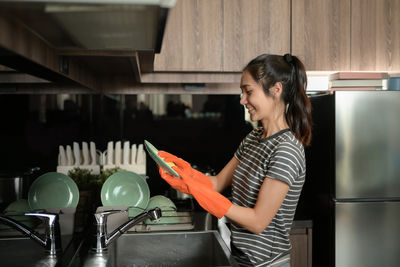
[0,236,56,266]
[82,231,238,267]
[0,234,73,267]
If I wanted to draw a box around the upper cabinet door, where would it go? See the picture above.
[222,0,290,72]
[351,0,400,71]
[292,0,351,71]
[154,0,224,71]
[154,0,290,72]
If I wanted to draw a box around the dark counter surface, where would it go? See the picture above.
[291,220,313,228]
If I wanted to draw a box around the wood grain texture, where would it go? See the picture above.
[351,0,400,70]
[292,0,351,71]
[0,84,92,94]
[290,233,308,267]
[289,226,312,267]
[0,73,50,83]
[0,13,98,90]
[99,77,240,94]
[0,65,15,72]
[154,0,224,71]
[307,228,312,267]
[141,72,241,83]
[223,0,291,71]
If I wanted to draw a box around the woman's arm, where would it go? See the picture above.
[225,177,290,234]
[209,157,239,192]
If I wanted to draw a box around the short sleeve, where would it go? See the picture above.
[234,129,257,161]
[234,138,246,161]
[265,142,302,186]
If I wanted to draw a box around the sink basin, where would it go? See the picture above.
[0,236,56,266]
[0,234,74,267]
[82,231,238,267]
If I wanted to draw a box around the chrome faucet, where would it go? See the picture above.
[0,212,62,256]
[92,208,162,253]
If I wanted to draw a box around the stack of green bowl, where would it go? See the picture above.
[144,195,179,225]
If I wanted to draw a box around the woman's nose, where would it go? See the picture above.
[239,93,246,105]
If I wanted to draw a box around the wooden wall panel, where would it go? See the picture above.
[292,0,351,71]
[351,0,400,70]
[223,0,290,71]
[0,14,98,90]
[154,0,224,71]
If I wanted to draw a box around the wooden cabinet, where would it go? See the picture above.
[154,0,224,71]
[292,0,400,72]
[351,0,400,70]
[154,0,290,72]
[292,0,351,71]
[222,0,290,71]
[290,225,313,267]
[155,0,400,75]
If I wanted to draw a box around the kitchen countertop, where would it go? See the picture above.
[291,219,313,229]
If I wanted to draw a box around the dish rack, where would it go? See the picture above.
[57,141,102,175]
[56,141,146,175]
[102,141,146,174]
[95,206,194,233]
[128,211,194,232]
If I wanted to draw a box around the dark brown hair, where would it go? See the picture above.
[243,54,313,146]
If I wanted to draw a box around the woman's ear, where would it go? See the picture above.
[271,82,283,98]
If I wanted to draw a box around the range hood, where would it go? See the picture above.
[0,0,176,91]
[0,0,176,52]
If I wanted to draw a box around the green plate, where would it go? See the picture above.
[145,210,180,225]
[128,206,146,218]
[28,172,79,210]
[144,140,180,178]
[101,171,150,209]
[146,195,176,211]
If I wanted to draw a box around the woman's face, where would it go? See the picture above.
[239,70,275,122]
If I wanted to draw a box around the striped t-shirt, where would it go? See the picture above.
[231,127,306,267]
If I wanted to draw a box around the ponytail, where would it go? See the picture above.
[243,54,313,146]
[283,54,312,146]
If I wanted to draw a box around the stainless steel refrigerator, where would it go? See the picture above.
[306,91,400,267]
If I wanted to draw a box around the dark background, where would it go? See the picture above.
[0,94,253,196]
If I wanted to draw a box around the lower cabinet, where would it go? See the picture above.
[290,225,313,267]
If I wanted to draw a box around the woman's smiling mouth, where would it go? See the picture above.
[247,106,255,113]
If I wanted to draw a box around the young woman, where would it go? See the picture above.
[158,54,313,267]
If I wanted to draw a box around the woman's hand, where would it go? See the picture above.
[157,150,232,218]
[158,164,191,194]
[158,151,214,190]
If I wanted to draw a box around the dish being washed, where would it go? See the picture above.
[144,140,180,178]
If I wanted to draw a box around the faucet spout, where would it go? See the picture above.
[0,212,62,256]
[0,215,45,246]
[92,208,162,253]
[106,208,162,246]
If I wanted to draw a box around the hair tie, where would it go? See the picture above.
[284,53,293,64]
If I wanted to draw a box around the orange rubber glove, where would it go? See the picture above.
[184,178,232,219]
[157,151,214,192]
[158,163,191,194]
[158,151,231,219]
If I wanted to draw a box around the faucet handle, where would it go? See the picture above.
[94,209,127,225]
[25,212,61,255]
[25,212,59,226]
